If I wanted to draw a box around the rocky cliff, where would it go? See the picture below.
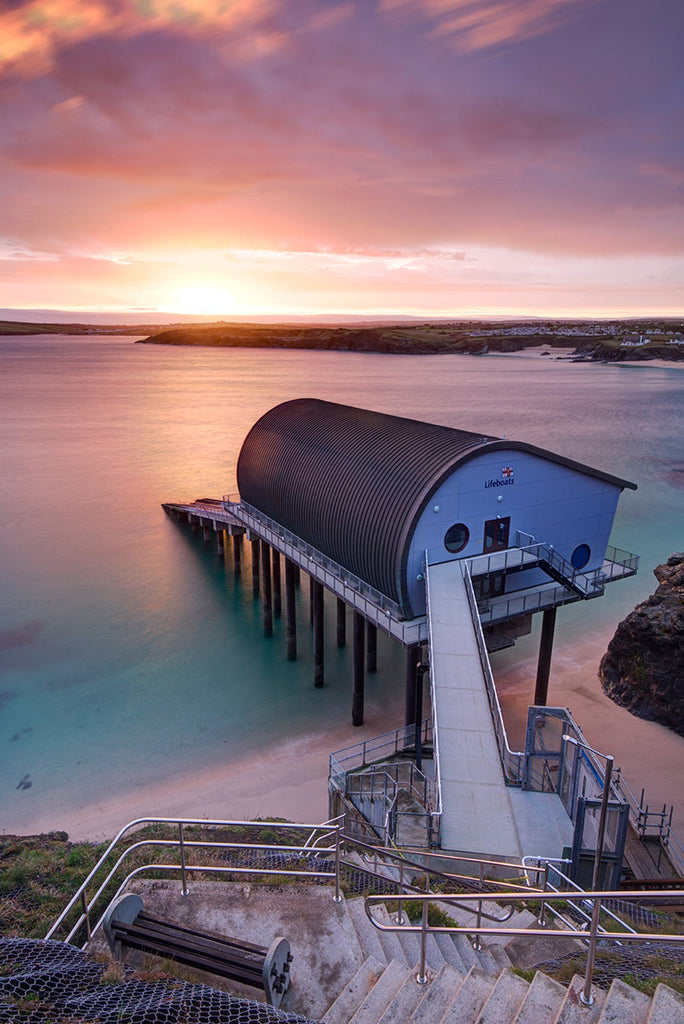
[599,554,684,735]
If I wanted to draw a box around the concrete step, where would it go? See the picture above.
[388,913,447,971]
[598,978,653,1024]
[347,897,388,964]
[482,908,539,947]
[373,905,410,965]
[432,929,471,973]
[377,964,429,1024]
[477,967,529,1024]
[646,983,684,1024]
[441,966,496,1024]
[451,930,489,973]
[435,895,506,930]
[556,974,607,1024]
[347,959,411,1024]
[487,939,513,973]
[514,971,567,1024]
[324,958,386,1024]
[408,963,466,1024]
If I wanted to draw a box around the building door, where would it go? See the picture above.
[483,516,510,553]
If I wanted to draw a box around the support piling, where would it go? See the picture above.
[352,613,365,726]
[261,540,273,637]
[285,558,297,661]
[272,549,281,618]
[336,599,346,648]
[535,606,557,706]
[251,538,261,598]
[405,645,421,727]
[366,622,377,673]
[312,580,324,688]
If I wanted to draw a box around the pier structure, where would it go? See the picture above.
[164,399,640,870]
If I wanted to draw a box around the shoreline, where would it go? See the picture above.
[2,718,401,844]
[3,328,683,364]
[6,632,683,846]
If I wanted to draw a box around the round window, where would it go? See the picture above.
[444,523,469,553]
[571,544,591,570]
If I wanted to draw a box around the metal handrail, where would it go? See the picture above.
[330,720,433,774]
[613,773,684,877]
[46,816,344,945]
[47,816,681,1007]
[224,497,403,619]
[522,856,638,935]
[461,563,524,783]
[364,889,683,998]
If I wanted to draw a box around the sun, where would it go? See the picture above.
[169,284,239,316]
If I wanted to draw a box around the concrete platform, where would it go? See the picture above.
[89,880,363,1021]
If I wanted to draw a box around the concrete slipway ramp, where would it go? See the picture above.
[425,559,574,861]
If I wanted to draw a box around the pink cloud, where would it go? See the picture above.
[0,0,681,317]
[379,0,587,51]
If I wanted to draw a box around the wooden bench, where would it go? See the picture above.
[102,894,292,1008]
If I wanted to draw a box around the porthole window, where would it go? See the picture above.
[444,523,469,553]
[571,543,591,570]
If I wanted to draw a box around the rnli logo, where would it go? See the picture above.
[484,466,515,489]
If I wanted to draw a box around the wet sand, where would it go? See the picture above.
[8,718,403,843]
[13,630,683,848]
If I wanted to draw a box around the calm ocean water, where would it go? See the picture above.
[1,335,682,835]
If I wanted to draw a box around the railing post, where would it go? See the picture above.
[417,875,429,985]
[179,822,189,896]
[537,861,548,928]
[582,895,602,1006]
[581,753,614,1006]
[81,891,91,943]
[333,823,343,903]
[473,863,483,951]
[397,861,406,925]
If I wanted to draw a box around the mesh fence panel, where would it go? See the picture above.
[0,938,322,1024]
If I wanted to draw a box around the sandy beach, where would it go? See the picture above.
[503,344,684,369]
[11,627,682,849]
[8,716,404,843]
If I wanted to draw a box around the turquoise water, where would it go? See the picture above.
[1,336,682,834]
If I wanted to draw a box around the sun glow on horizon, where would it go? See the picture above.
[166,283,248,316]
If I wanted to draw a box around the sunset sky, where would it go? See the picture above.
[1,0,682,318]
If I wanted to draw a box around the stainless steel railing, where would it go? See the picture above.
[364,888,683,1001]
[47,816,681,1007]
[461,562,524,783]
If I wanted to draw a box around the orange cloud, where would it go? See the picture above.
[0,0,275,75]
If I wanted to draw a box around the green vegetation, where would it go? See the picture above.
[1,821,317,942]
[0,833,105,939]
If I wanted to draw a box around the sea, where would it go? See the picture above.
[1,335,683,837]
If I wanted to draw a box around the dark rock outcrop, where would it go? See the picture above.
[599,554,684,735]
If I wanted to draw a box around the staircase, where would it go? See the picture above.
[323,896,684,1024]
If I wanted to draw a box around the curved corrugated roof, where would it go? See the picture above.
[236,398,636,614]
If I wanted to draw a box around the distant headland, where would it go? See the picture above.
[2,316,683,361]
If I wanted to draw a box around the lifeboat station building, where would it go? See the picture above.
[164,399,639,882]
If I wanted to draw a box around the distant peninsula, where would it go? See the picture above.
[2,316,683,361]
[137,319,684,360]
